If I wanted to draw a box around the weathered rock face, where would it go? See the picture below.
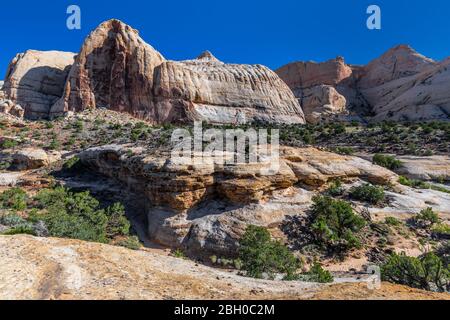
[3,50,75,119]
[78,144,399,257]
[277,45,450,123]
[366,58,450,122]
[153,52,304,124]
[0,147,61,171]
[358,45,436,89]
[276,57,366,122]
[51,19,305,124]
[0,99,25,118]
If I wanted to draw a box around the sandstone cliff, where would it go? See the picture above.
[2,50,75,119]
[276,45,450,123]
[50,19,305,124]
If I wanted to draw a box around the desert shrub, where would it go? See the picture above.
[0,213,35,235]
[303,262,334,283]
[399,176,450,194]
[239,225,299,280]
[48,138,61,150]
[384,217,402,226]
[2,139,19,149]
[413,208,440,228]
[117,236,141,250]
[172,248,187,259]
[327,179,344,196]
[373,154,402,170]
[350,184,385,205]
[105,203,130,238]
[0,188,28,211]
[309,196,366,251]
[381,252,450,292]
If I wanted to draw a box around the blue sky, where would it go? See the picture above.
[1,0,449,77]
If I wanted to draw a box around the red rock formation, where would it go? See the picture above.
[277,45,450,123]
[51,19,305,124]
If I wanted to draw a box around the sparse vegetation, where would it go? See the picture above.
[301,262,334,283]
[309,196,366,252]
[0,188,28,211]
[385,216,402,226]
[381,252,450,292]
[349,184,385,205]
[238,225,299,280]
[373,154,402,170]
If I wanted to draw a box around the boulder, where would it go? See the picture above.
[51,19,305,124]
[3,50,75,119]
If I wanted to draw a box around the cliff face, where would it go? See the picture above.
[276,45,450,123]
[51,20,166,121]
[2,50,75,119]
[50,20,305,124]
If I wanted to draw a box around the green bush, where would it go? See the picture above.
[431,224,450,237]
[239,225,299,280]
[384,217,402,226]
[413,208,440,228]
[327,179,344,196]
[305,262,334,283]
[2,224,35,236]
[334,147,354,155]
[0,188,28,211]
[63,157,82,171]
[0,213,35,235]
[117,236,141,250]
[381,252,449,292]
[350,184,385,205]
[309,196,366,251]
[33,187,131,243]
[373,154,402,170]
[105,203,130,238]
[0,139,19,149]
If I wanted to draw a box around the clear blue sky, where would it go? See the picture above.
[1,0,449,78]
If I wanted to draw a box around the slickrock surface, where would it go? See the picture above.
[395,155,450,181]
[51,19,305,124]
[1,235,448,300]
[277,45,450,123]
[3,50,75,119]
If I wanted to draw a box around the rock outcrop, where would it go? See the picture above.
[2,235,448,300]
[51,19,305,124]
[3,50,75,119]
[78,144,401,257]
[277,45,450,123]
